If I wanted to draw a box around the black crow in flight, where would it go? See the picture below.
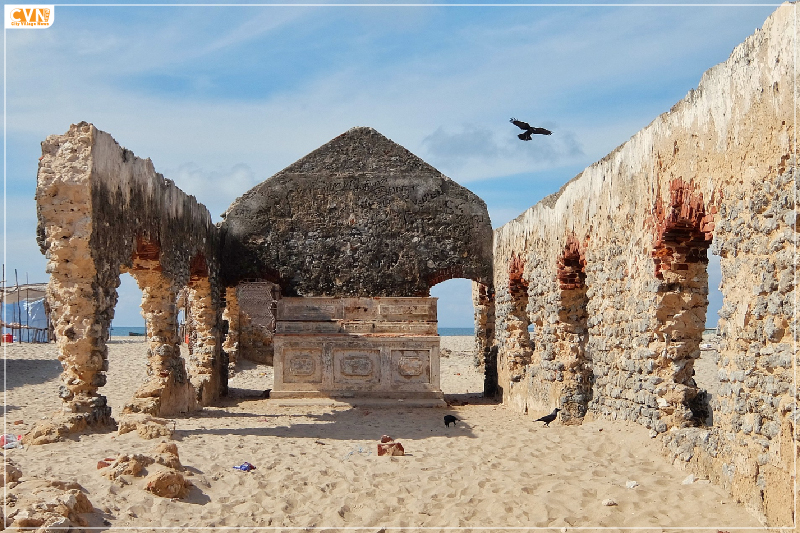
[510,118,552,140]
[534,408,561,427]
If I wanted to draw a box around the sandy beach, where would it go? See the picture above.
[3,336,764,531]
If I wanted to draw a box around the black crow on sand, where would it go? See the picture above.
[534,408,561,427]
[444,415,459,428]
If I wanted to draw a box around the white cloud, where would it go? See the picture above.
[162,162,262,219]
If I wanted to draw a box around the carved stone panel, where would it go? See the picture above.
[278,299,342,321]
[391,349,431,384]
[333,349,380,388]
[282,347,323,384]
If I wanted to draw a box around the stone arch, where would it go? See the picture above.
[121,236,197,417]
[650,178,714,428]
[28,123,221,444]
[426,275,498,398]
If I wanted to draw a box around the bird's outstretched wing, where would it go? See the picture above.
[510,118,531,130]
[529,127,552,136]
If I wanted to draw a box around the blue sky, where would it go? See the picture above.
[3,1,780,328]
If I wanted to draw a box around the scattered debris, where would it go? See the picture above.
[3,478,97,530]
[601,499,617,506]
[98,442,191,499]
[1,434,23,449]
[2,458,22,486]
[118,414,175,440]
[145,469,192,498]
[377,436,405,457]
[625,480,638,489]
[682,474,696,485]
[342,445,371,461]
[233,462,256,472]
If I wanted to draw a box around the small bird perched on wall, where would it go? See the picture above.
[510,118,552,140]
[534,408,561,427]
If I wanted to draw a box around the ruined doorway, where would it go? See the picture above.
[430,278,486,399]
[104,272,150,418]
[221,281,280,396]
[651,178,714,428]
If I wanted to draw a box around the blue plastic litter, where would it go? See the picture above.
[233,462,256,472]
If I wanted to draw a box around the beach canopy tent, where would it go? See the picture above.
[2,283,51,342]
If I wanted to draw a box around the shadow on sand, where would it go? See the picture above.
[1,357,62,391]
[173,394,493,442]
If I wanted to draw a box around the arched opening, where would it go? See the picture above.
[651,178,713,429]
[120,236,197,418]
[220,280,280,398]
[691,249,723,426]
[104,272,148,418]
[430,278,485,399]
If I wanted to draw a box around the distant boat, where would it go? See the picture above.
[128,332,145,337]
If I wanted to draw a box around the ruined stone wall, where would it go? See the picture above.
[32,122,225,441]
[493,4,796,526]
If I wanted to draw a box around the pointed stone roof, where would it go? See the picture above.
[219,127,493,296]
[277,127,447,178]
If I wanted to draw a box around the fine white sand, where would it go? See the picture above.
[2,336,764,530]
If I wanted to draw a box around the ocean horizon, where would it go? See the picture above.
[110,326,475,337]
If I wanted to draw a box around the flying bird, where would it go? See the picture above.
[510,118,552,140]
[444,415,459,428]
[534,408,561,427]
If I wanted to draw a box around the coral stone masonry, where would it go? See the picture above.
[29,2,797,528]
[493,4,796,526]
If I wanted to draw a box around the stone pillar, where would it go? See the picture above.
[222,286,240,375]
[472,281,497,397]
[187,271,225,404]
[504,253,532,382]
[554,236,591,424]
[123,263,198,417]
[26,123,115,444]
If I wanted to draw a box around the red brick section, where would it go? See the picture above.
[651,178,714,279]
[132,235,161,267]
[508,252,528,297]
[557,235,587,290]
[189,253,208,282]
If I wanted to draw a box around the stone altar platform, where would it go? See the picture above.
[272,297,444,405]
